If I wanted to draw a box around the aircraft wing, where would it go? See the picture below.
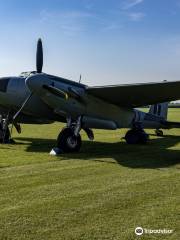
[86,81,180,108]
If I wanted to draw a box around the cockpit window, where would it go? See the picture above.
[0,78,10,92]
[19,71,36,77]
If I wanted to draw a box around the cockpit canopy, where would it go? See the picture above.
[19,71,37,78]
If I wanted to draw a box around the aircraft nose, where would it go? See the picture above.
[26,73,48,93]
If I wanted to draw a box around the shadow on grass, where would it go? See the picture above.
[14,134,180,169]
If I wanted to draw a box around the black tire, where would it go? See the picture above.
[4,128,10,143]
[0,123,3,143]
[0,131,3,143]
[125,129,148,144]
[0,124,10,143]
[125,129,139,144]
[57,128,82,153]
[137,130,149,144]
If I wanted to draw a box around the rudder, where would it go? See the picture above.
[149,102,169,120]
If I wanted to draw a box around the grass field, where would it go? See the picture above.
[0,109,179,240]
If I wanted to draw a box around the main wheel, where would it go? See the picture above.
[125,129,139,144]
[0,124,10,143]
[138,130,149,144]
[125,129,148,144]
[57,128,82,153]
[0,122,3,143]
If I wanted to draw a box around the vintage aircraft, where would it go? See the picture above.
[0,39,180,153]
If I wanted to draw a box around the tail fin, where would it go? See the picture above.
[149,102,169,120]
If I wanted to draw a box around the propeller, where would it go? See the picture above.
[13,93,33,122]
[79,74,82,83]
[11,38,44,134]
[13,39,44,119]
[36,38,43,73]
[10,92,33,135]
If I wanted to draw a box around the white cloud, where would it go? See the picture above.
[40,9,94,36]
[127,12,146,21]
[122,0,144,10]
[103,23,123,31]
[40,9,93,22]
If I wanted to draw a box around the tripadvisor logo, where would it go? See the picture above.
[135,226,173,236]
[135,227,143,236]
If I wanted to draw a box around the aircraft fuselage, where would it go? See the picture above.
[0,73,171,130]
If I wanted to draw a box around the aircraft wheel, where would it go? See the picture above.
[0,124,10,143]
[138,130,149,144]
[57,127,82,153]
[125,129,139,144]
[125,129,148,144]
[0,131,3,143]
[4,127,11,143]
[155,129,163,136]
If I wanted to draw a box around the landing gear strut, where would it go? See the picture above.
[57,127,82,153]
[0,114,11,143]
[125,123,149,144]
[57,116,82,153]
[56,116,94,153]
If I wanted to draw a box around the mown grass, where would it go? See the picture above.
[0,109,179,240]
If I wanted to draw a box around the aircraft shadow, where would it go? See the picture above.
[14,134,180,169]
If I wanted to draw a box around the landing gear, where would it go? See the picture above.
[57,127,82,153]
[83,128,94,141]
[125,128,149,144]
[155,129,163,136]
[0,125,10,143]
[0,114,12,144]
[56,116,82,153]
[55,116,94,154]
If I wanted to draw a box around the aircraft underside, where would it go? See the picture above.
[0,104,178,153]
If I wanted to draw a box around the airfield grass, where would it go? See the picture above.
[0,109,179,240]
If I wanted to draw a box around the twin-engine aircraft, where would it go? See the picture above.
[0,39,180,153]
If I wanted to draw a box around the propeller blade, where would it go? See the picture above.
[13,93,33,121]
[36,38,43,73]
[79,74,82,83]
[10,93,33,136]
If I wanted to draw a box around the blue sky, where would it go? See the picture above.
[1,0,180,86]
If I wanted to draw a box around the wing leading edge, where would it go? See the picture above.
[86,81,180,108]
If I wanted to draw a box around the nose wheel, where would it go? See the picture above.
[57,127,82,153]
